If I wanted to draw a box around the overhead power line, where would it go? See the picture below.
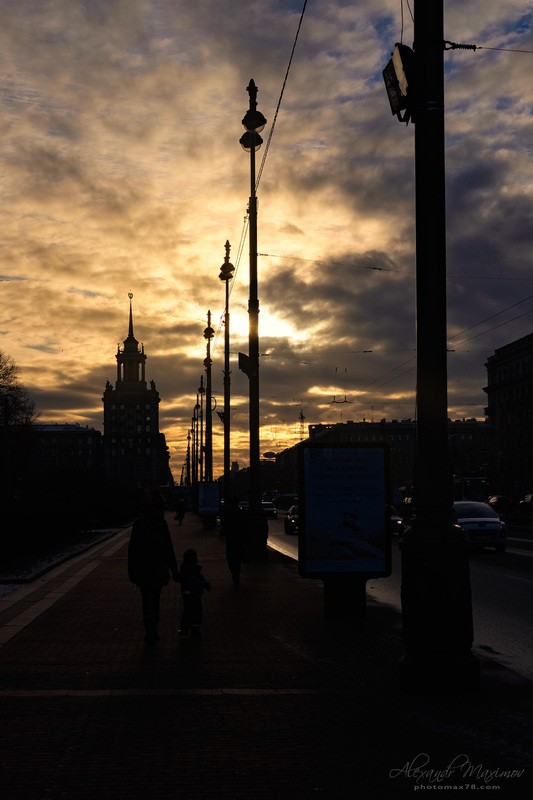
[213,1,309,353]
[256,0,309,190]
[259,252,533,281]
[451,307,533,348]
[449,294,533,341]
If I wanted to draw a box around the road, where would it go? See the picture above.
[267,515,533,683]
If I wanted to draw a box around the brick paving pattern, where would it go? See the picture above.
[0,512,531,799]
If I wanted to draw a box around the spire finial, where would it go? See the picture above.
[246,79,258,109]
[128,292,134,338]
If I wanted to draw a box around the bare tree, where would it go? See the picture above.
[0,350,37,426]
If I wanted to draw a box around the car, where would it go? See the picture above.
[390,506,404,535]
[284,505,299,535]
[262,501,277,519]
[487,495,513,522]
[276,494,299,511]
[399,494,415,521]
[452,500,507,552]
[516,493,533,524]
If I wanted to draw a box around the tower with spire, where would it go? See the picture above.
[102,293,172,491]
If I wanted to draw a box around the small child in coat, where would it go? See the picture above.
[178,548,211,637]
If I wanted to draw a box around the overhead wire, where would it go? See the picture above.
[259,251,533,281]
[211,1,309,355]
[449,295,533,342]
[256,0,308,191]
[212,5,533,425]
[266,289,533,410]
[450,307,533,348]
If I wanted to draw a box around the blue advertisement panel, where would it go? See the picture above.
[198,482,220,516]
[298,443,391,577]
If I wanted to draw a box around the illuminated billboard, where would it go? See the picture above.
[298,443,391,578]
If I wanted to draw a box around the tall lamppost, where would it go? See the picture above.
[190,405,198,512]
[198,375,205,482]
[186,429,191,486]
[219,240,235,503]
[203,311,215,483]
[192,405,199,486]
[239,79,267,547]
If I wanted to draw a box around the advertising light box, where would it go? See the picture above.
[198,481,220,516]
[298,443,391,578]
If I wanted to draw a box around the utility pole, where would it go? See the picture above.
[399,0,479,691]
[203,311,214,483]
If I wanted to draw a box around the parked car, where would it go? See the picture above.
[262,501,277,519]
[516,493,533,524]
[487,495,513,522]
[237,500,277,519]
[284,505,299,535]
[390,506,404,536]
[399,494,415,521]
[452,501,507,552]
[276,494,299,511]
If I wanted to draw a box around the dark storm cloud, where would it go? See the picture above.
[1,1,532,474]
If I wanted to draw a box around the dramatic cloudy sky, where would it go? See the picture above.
[1,0,533,481]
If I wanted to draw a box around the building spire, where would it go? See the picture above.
[128,292,134,339]
[124,292,139,351]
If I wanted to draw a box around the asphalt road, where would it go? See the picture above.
[267,515,533,684]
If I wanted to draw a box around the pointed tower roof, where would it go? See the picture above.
[123,292,139,352]
[112,292,147,388]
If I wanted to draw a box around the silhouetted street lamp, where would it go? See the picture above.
[219,240,235,503]
[239,79,267,553]
[186,429,191,486]
[191,405,199,507]
[198,375,204,482]
[193,406,199,479]
[203,311,215,483]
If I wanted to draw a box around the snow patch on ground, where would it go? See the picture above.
[0,529,123,597]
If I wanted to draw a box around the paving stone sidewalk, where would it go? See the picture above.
[0,511,531,799]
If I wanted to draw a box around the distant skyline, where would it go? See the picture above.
[1,1,533,481]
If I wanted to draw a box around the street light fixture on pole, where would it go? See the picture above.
[219,240,235,503]
[239,79,267,555]
[203,310,215,484]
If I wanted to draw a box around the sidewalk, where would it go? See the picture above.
[0,511,531,799]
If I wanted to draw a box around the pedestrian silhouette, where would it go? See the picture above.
[175,497,187,525]
[178,548,211,637]
[127,488,179,644]
[220,495,247,583]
